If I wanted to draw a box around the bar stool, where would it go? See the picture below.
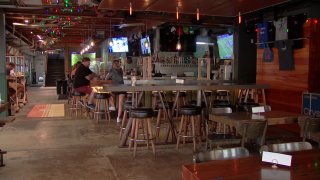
[119,101,133,139]
[152,91,165,110]
[155,101,173,140]
[172,91,187,119]
[176,105,202,152]
[70,91,86,117]
[128,108,155,157]
[93,92,111,122]
[204,90,213,107]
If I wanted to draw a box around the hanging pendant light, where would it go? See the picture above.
[129,2,132,15]
[196,8,200,21]
[108,19,113,47]
[176,6,179,20]
[144,38,149,48]
[176,38,181,50]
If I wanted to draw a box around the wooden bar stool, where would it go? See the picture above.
[93,92,111,122]
[128,108,155,157]
[176,105,202,152]
[119,101,132,139]
[70,91,86,117]
[155,101,173,140]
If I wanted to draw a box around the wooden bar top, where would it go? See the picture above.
[102,83,270,92]
[182,149,320,180]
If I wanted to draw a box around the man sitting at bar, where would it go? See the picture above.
[73,57,96,109]
[6,62,25,97]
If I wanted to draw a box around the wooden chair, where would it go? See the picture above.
[261,141,312,153]
[193,147,249,163]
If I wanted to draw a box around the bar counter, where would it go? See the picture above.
[102,81,270,92]
[101,81,270,147]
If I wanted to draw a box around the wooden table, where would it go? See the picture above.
[209,111,306,129]
[209,111,308,143]
[102,82,270,147]
[182,149,320,180]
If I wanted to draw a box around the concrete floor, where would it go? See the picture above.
[0,87,195,180]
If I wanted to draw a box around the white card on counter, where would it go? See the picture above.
[262,151,292,166]
[175,79,184,84]
[252,106,265,113]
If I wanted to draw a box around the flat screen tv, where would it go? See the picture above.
[140,36,151,55]
[217,34,233,59]
[109,37,129,53]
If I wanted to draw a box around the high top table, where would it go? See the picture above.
[182,149,320,180]
[102,82,270,147]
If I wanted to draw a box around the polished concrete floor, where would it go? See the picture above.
[0,87,194,180]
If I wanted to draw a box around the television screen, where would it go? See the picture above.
[140,37,151,55]
[110,37,129,53]
[71,52,96,66]
[217,34,233,59]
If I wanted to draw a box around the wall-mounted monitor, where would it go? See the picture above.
[109,37,129,53]
[217,34,233,59]
[71,52,96,66]
[140,36,151,55]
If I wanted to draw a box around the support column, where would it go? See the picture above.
[0,10,7,117]
[64,47,70,76]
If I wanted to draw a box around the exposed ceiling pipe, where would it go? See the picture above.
[0,5,44,9]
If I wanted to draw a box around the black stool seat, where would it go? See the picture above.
[124,101,133,110]
[152,91,165,97]
[204,91,212,97]
[130,108,154,118]
[157,101,173,109]
[216,91,230,96]
[174,91,187,97]
[188,100,206,108]
[213,100,231,106]
[73,92,85,96]
[237,102,260,112]
[180,105,201,115]
[124,101,133,107]
[94,93,111,99]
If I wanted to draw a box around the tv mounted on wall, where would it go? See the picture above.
[109,37,129,53]
[217,34,233,59]
[140,36,151,55]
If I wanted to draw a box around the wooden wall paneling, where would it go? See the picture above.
[308,19,320,92]
[256,22,310,113]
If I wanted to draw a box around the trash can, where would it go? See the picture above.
[56,80,67,95]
